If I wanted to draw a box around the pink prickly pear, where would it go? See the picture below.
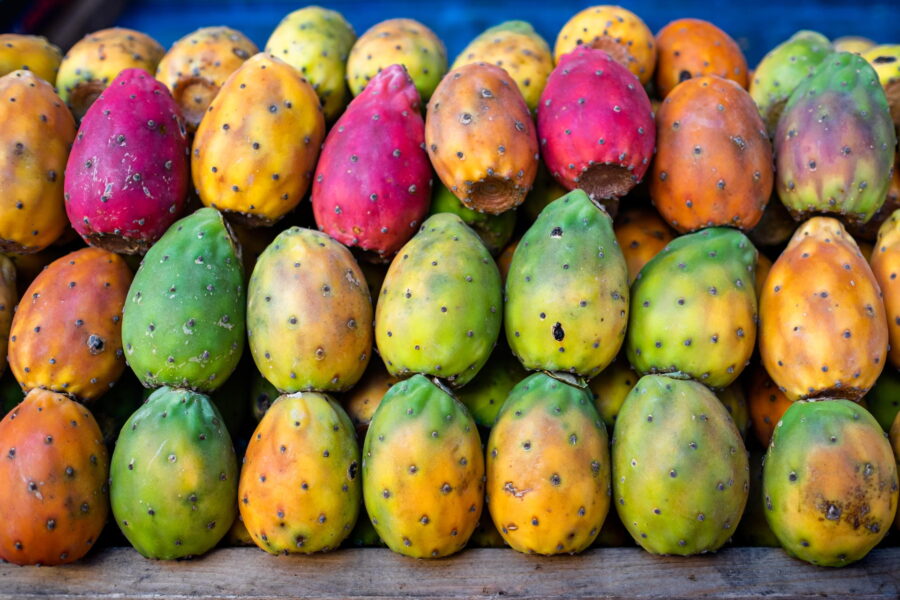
[64,68,189,255]
[537,47,655,216]
[312,64,431,261]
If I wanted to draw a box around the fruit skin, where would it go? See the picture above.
[0,388,109,565]
[363,374,483,558]
[749,31,832,137]
[754,252,773,301]
[651,76,773,233]
[430,184,516,257]
[426,62,538,215]
[747,364,793,447]
[872,209,900,369]
[748,199,798,248]
[110,387,237,559]
[775,52,896,226]
[311,65,431,260]
[247,227,373,393]
[457,344,528,428]
[613,375,749,555]
[759,217,888,401]
[506,190,628,377]
[867,369,900,432]
[240,391,360,554]
[0,256,15,376]
[862,44,900,127]
[763,399,897,567]
[56,28,165,120]
[452,21,553,111]
[250,370,280,423]
[833,37,875,55]
[347,19,447,102]
[588,354,637,428]
[156,26,258,132]
[537,47,655,216]
[9,247,131,402]
[0,34,62,83]
[122,208,245,393]
[626,227,758,389]
[613,207,676,284]
[265,7,356,122]
[716,381,749,439]
[376,213,502,388]
[654,19,748,98]
[65,68,190,255]
[734,443,780,547]
[342,361,398,436]
[0,70,75,254]
[487,372,610,555]
[554,6,656,85]
[192,53,325,226]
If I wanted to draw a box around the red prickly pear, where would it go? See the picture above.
[312,65,431,260]
[537,47,655,217]
[64,68,189,255]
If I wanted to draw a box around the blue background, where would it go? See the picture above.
[115,0,900,67]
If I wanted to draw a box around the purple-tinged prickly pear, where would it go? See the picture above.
[312,65,431,261]
[65,68,189,254]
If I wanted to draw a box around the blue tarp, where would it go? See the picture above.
[117,0,899,67]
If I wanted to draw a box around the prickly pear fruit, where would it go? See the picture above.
[248,227,373,393]
[250,369,279,423]
[122,208,245,392]
[65,68,189,254]
[734,444,780,547]
[347,506,385,547]
[626,227,758,389]
[872,210,900,368]
[651,76,773,233]
[750,31,832,137]
[426,63,538,215]
[775,52,896,226]
[748,200,798,248]
[156,27,258,132]
[430,184,516,256]
[0,34,62,83]
[0,70,75,253]
[342,361,398,436]
[613,375,749,555]
[0,255,15,376]
[376,213,502,387]
[862,45,900,127]
[654,19,749,98]
[537,47,655,215]
[589,354,637,428]
[487,372,610,554]
[717,382,749,439]
[192,53,325,226]
[110,387,237,559]
[468,510,506,548]
[613,207,676,284]
[759,217,887,401]
[452,21,553,111]
[56,28,165,120]
[457,345,528,428]
[347,19,447,101]
[9,247,131,401]
[363,374,483,558]
[521,164,568,222]
[240,391,360,554]
[312,65,431,260]
[0,388,109,565]
[496,239,518,283]
[265,7,356,122]
[747,364,792,447]
[866,369,900,432]
[554,6,656,85]
[506,190,629,377]
[764,400,897,566]
[833,36,875,54]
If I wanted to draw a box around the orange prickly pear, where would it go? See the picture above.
[426,62,538,215]
[654,18,748,98]
[342,361,398,436]
[870,209,900,369]
[0,34,61,83]
[747,364,793,447]
[9,247,132,402]
[754,252,773,301]
[613,207,676,284]
[759,217,888,401]
[0,388,109,565]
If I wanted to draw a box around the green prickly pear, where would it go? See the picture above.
[456,344,527,428]
[122,208,245,392]
[866,368,900,431]
[375,213,502,388]
[505,189,629,377]
[430,184,517,257]
[110,387,238,559]
[613,375,749,555]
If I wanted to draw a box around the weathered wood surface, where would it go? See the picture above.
[1,547,899,600]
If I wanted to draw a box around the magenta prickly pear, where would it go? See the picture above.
[537,47,655,217]
[312,65,431,261]
[64,68,189,254]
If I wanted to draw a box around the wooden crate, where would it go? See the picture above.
[2,547,899,599]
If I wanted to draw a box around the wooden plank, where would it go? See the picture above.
[1,547,899,600]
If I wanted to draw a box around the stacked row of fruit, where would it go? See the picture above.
[0,4,899,570]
